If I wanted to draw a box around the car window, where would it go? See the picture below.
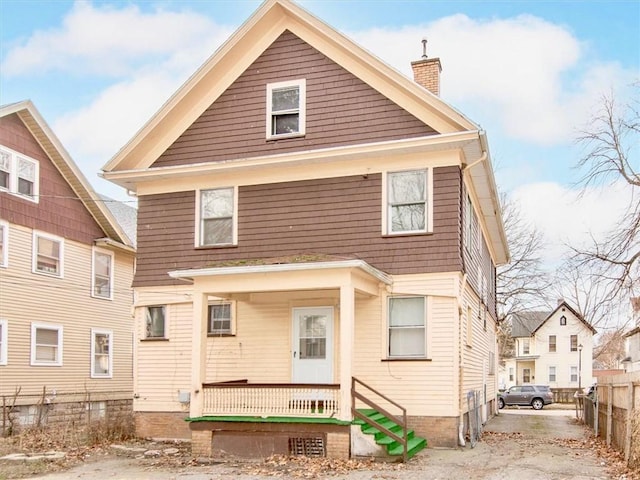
[522,386,535,392]
[509,386,521,393]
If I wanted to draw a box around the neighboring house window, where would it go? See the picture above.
[0,145,39,202]
[30,323,63,366]
[0,319,7,365]
[199,187,235,246]
[570,366,578,382]
[522,338,530,355]
[266,79,306,138]
[560,315,567,326]
[91,329,112,378]
[509,367,514,382]
[523,368,531,383]
[388,296,426,358]
[92,248,114,299]
[465,194,473,252]
[488,351,495,375]
[549,366,556,382]
[208,303,233,335]
[145,306,166,339]
[570,335,578,352]
[466,306,473,346]
[549,335,556,353]
[33,232,64,277]
[387,169,428,234]
[0,220,7,267]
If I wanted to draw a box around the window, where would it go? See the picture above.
[33,232,63,276]
[0,221,7,267]
[560,315,567,326]
[465,194,474,251]
[466,306,473,346]
[0,319,7,365]
[387,169,428,234]
[208,303,233,335]
[30,323,63,366]
[509,367,514,382]
[488,351,495,375]
[0,145,39,201]
[570,366,578,382]
[388,296,426,358]
[549,335,556,353]
[92,248,113,299]
[145,306,166,339]
[522,338,530,355]
[91,329,112,378]
[199,187,235,246]
[523,368,531,383]
[570,335,578,352]
[266,79,306,138]
[549,366,556,382]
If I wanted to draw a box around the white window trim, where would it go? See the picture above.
[195,186,238,247]
[30,322,63,366]
[0,319,7,365]
[549,365,556,382]
[381,168,433,236]
[91,247,114,300]
[0,145,39,202]
[570,365,578,382]
[90,329,113,378]
[32,231,64,278]
[266,79,306,139]
[386,295,428,359]
[207,301,236,335]
[0,220,8,267]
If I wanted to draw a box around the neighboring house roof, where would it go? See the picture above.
[510,301,597,337]
[99,194,137,247]
[100,0,508,265]
[0,100,134,250]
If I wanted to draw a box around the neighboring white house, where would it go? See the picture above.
[504,301,596,391]
[622,298,640,373]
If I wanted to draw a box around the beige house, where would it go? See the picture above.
[505,301,596,391]
[102,0,509,459]
[622,298,640,373]
[0,101,136,432]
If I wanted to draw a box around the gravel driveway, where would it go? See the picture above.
[21,408,617,480]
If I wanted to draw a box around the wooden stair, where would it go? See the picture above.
[354,408,427,460]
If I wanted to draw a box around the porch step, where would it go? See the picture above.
[354,409,427,460]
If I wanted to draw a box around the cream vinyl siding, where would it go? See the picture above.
[0,223,134,397]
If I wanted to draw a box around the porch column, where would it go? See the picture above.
[190,290,208,418]
[339,282,355,421]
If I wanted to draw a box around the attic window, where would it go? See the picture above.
[0,145,39,202]
[560,315,567,326]
[266,79,306,139]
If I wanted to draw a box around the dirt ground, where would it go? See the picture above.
[1,408,637,480]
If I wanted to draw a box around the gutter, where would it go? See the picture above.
[95,237,136,253]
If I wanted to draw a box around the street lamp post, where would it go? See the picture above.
[578,343,583,392]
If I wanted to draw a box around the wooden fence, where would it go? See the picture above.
[584,371,640,469]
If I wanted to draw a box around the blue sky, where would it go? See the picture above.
[1,0,639,265]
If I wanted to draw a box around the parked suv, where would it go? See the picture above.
[498,385,553,410]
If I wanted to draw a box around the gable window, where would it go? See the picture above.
[0,146,39,201]
[560,315,567,326]
[208,303,233,335]
[199,187,235,246]
[0,319,7,365]
[33,232,63,277]
[30,323,63,366]
[388,296,426,358]
[570,366,578,382]
[522,338,530,355]
[0,221,7,267]
[387,169,428,234]
[92,248,114,299]
[145,306,166,339]
[570,334,578,352]
[266,79,306,138]
[549,366,556,382]
[549,335,556,353]
[91,329,112,378]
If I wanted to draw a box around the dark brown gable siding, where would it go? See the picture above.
[133,166,462,287]
[0,113,104,244]
[152,31,437,168]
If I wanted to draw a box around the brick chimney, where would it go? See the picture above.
[411,38,441,96]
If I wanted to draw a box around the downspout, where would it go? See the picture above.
[458,273,468,446]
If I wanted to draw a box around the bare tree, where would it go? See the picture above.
[593,329,627,369]
[571,86,640,304]
[497,194,551,357]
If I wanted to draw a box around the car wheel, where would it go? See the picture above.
[498,398,505,409]
[531,398,544,410]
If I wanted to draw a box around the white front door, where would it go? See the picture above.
[292,307,333,384]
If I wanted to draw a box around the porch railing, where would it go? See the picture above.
[201,382,340,418]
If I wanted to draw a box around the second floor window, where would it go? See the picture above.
[387,169,428,234]
[522,338,530,355]
[549,335,556,353]
[199,188,234,246]
[33,232,63,277]
[92,249,114,299]
[570,335,578,352]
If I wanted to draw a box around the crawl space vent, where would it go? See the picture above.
[288,436,325,457]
